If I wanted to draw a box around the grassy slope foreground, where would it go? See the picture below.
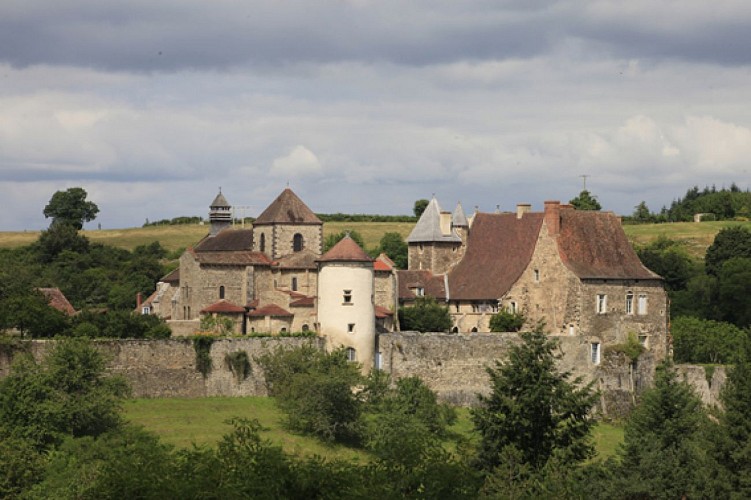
[125,396,624,460]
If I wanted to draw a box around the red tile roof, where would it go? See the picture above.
[448,212,544,300]
[201,300,246,314]
[290,296,315,307]
[248,304,294,317]
[375,305,394,318]
[160,267,180,284]
[374,253,394,271]
[38,288,77,316]
[254,188,322,225]
[557,210,661,280]
[397,270,447,301]
[194,229,254,252]
[318,235,372,263]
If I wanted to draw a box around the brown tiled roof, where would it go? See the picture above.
[273,249,318,269]
[557,210,661,280]
[397,270,447,301]
[38,288,77,316]
[194,229,253,252]
[160,268,180,284]
[318,235,372,263]
[201,300,246,314]
[191,249,272,266]
[448,212,544,300]
[375,305,394,318]
[248,304,293,317]
[254,188,322,225]
[290,296,315,307]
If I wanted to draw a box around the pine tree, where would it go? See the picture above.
[471,328,597,472]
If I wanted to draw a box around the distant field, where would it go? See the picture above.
[125,396,623,460]
[2,220,749,258]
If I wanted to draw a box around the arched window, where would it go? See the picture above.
[219,286,225,299]
[451,326,459,333]
[293,233,304,252]
[346,347,357,362]
[259,233,266,253]
[302,324,309,332]
[471,327,478,333]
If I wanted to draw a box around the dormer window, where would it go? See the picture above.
[413,287,424,297]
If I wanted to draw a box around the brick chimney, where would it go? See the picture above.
[136,292,143,309]
[544,200,561,236]
[516,203,531,219]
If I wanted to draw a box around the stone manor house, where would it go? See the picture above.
[143,188,669,370]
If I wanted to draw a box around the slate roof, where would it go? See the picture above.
[254,188,322,225]
[38,287,77,316]
[210,191,230,208]
[201,300,246,314]
[248,304,293,317]
[397,270,447,301]
[452,202,469,227]
[318,235,372,263]
[407,197,462,243]
[448,212,545,300]
[557,210,661,280]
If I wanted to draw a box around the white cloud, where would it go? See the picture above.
[270,145,323,178]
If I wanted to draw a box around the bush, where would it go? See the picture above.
[489,309,526,332]
[398,296,452,333]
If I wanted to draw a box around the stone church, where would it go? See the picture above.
[145,188,668,370]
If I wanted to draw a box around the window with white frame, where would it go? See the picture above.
[638,294,648,315]
[509,301,517,314]
[625,291,634,315]
[591,342,601,365]
[596,294,607,314]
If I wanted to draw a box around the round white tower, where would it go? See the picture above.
[316,235,376,371]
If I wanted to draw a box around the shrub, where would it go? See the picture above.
[489,309,525,332]
[225,350,251,383]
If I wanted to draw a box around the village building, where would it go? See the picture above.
[146,188,669,368]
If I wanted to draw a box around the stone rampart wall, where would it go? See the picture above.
[0,337,325,398]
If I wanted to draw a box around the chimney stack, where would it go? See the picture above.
[516,203,531,219]
[544,200,561,236]
[136,292,143,309]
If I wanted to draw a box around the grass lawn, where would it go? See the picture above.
[125,397,623,461]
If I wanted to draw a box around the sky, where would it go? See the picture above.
[1,1,750,231]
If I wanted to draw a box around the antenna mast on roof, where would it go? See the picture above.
[579,174,589,191]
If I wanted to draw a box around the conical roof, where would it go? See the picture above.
[452,202,469,227]
[318,235,372,262]
[254,188,322,225]
[407,197,462,243]
[210,191,230,208]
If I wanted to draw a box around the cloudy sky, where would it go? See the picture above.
[1,1,750,230]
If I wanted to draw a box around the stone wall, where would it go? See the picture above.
[0,337,325,398]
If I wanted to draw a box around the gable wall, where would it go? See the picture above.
[270,224,322,259]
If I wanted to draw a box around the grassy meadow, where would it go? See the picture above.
[2,219,750,258]
[125,396,624,460]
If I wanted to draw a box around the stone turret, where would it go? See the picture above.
[209,190,232,236]
[406,197,463,274]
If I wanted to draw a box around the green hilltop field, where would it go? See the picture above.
[1,220,749,258]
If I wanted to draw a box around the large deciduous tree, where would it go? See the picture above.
[43,187,99,230]
[377,232,407,269]
[471,328,597,472]
[398,296,452,333]
[705,225,751,277]
[413,199,429,218]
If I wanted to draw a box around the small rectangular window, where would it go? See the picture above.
[638,335,648,348]
[343,290,352,304]
[591,343,601,365]
[347,323,355,333]
[346,347,357,362]
[596,294,607,314]
[638,294,648,315]
[625,292,634,315]
[509,301,517,314]
[534,269,540,282]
